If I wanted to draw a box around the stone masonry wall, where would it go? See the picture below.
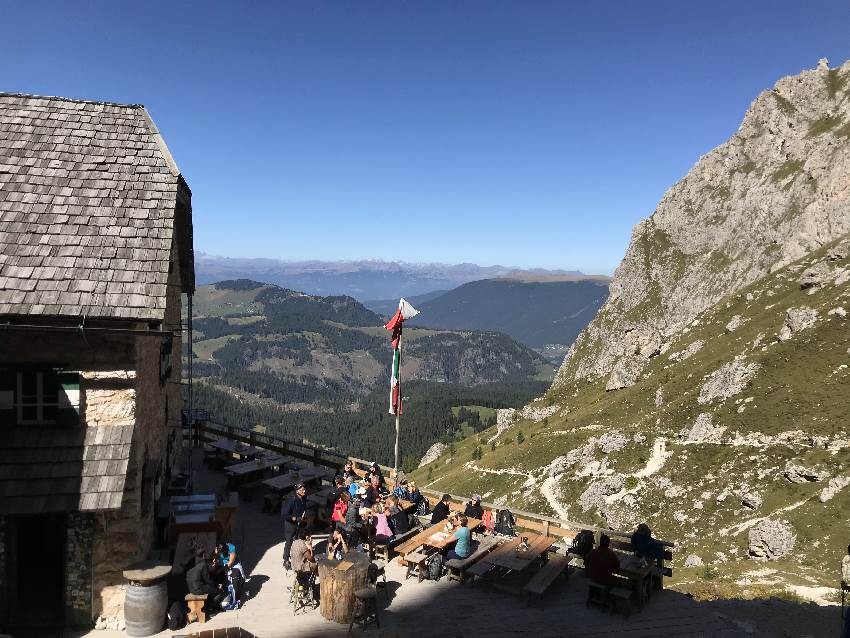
[65,512,94,627]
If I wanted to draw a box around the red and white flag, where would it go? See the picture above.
[384,298,419,415]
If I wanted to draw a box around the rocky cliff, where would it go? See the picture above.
[412,61,850,610]
[556,58,850,392]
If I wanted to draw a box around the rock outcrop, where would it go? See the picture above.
[418,442,446,468]
[819,476,850,502]
[555,60,850,391]
[777,307,819,341]
[698,361,760,405]
[783,461,829,484]
[748,519,796,560]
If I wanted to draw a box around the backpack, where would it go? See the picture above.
[425,553,444,581]
[166,601,185,631]
[571,529,595,558]
[494,509,516,537]
[415,498,430,517]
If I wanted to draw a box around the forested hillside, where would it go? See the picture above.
[188,280,553,467]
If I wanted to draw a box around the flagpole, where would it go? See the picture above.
[393,333,402,481]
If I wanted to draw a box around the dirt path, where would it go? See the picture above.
[634,437,671,478]
[540,476,571,520]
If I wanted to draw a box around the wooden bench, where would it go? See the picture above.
[522,553,571,607]
[404,550,432,582]
[185,593,208,624]
[445,536,500,583]
[466,560,495,587]
[610,586,633,617]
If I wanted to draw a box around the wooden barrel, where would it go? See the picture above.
[124,580,167,637]
[318,553,371,623]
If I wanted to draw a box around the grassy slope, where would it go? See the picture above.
[413,236,850,592]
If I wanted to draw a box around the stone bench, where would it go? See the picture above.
[185,593,208,624]
[522,553,572,607]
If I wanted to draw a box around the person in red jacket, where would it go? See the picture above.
[585,534,621,587]
[331,491,350,528]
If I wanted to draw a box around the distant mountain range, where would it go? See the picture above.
[194,253,583,301]
[365,276,610,363]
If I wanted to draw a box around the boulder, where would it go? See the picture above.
[799,262,830,289]
[819,476,850,502]
[606,357,644,391]
[598,431,628,454]
[495,408,517,435]
[670,339,705,362]
[777,307,819,341]
[684,554,704,568]
[725,315,747,333]
[698,360,760,404]
[418,442,446,468]
[578,475,625,513]
[683,412,726,443]
[547,456,571,479]
[828,306,847,317]
[740,490,762,510]
[783,461,829,484]
[748,519,795,560]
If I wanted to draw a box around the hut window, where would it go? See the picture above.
[0,370,80,425]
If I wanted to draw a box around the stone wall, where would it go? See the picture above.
[65,512,94,627]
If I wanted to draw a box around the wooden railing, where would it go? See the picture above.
[190,422,674,549]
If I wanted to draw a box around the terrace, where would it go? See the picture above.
[77,440,753,638]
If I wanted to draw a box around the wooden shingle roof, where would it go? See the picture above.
[0,423,133,514]
[0,92,193,320]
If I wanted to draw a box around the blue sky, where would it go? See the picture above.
[2,1,848,274]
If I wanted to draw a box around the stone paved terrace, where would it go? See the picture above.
[72,451,821,638]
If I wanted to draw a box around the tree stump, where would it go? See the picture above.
[317,552,371,623]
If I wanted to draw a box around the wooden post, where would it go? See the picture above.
[543,521,550,538]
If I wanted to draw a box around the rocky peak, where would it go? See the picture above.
[555,60,850,391]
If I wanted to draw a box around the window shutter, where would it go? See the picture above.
[160,337,173,385]
[56,372,81,426]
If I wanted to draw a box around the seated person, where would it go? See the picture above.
[386,495,411,536]
[327,476,345,514]
[342,460,358,482]
[585,534,621,587]
[430,493,452,524]
[327,527,350,560]
[464,494,484,519]
[405,481,422,505]
[213,538,245,599]
[630,523,664,560]
[445,515,473,562]
[363,475,382,507]
[186,548,222,610]
[290,530,318,592]
[368,462,385,489]
[372,503,393,545]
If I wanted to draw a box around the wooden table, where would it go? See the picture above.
[317,551,371,623]
[618,554,653,609]
[210,439,262,459]
[307,486,335,507]
[396,518,482,559]
[172,531,217,575]
[298,466,336,483]
[225,454,285,478]
[484,534,556,572]
[263,472,300,493]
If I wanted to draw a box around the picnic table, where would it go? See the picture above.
[224,454,286,477]
[297,466,335,485]
[209,439,262,459]
[395,518,482,560]
[172,531,216,575]
[617,554,654,609]
[483,534,556,573]
[307,486,334,507]
[263,472,300,493]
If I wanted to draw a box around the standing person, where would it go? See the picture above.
[431,493,452,525]
[372,503,393,545]
[586,534,622,587]
[464,494,484,519]
[282,484,308,570]
[331,491,350,527]
[445,515,472,561]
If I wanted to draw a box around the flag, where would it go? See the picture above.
[384,298,419,415]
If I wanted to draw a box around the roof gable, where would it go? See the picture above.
[0,93,193,320]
